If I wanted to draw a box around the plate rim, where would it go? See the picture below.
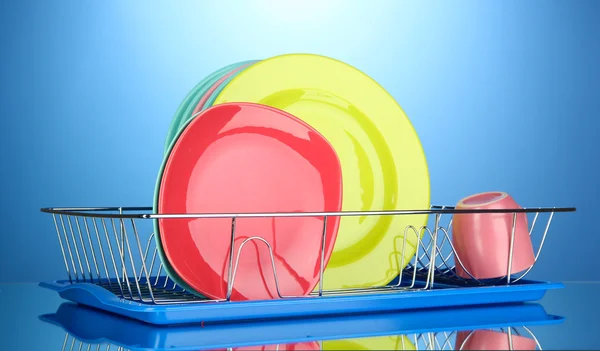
[163,60,258,153]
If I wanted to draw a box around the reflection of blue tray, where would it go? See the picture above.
[39,276,563,325]
[40,302,563,351]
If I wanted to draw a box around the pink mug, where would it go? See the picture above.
[452,192,535,280]
[455,330,537,350]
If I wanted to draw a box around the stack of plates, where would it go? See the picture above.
[152,54,431,301]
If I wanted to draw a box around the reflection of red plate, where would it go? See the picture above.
[210,341,321,351]
[157,102,343,301]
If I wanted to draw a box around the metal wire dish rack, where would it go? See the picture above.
[39,205,575,325]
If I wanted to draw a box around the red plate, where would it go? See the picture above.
[157,102,343,301]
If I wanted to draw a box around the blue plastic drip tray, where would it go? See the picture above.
[39,276,564,326]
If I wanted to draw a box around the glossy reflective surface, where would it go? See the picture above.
[156,102,343,301]
[455,329,537,350]
[1,282,598,350]
[324,336,416,350]
[214,53,431,290]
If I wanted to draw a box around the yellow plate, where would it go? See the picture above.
[213,54,430,290]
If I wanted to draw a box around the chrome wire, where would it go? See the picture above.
[43,205,572,305]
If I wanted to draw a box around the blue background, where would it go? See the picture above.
[0,0,598,283]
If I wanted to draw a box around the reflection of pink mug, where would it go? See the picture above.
[455,330,537,350]
[452,192,535,280]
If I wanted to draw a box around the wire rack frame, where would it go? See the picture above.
[40,205,575,305]
[57,326,543,351]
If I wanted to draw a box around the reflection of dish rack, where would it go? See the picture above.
[57,327,541,351]
[42,302,561,350]
[39,205,574,325]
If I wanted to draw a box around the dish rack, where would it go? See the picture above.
[39,205,575,325]
[41,302,562,350]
